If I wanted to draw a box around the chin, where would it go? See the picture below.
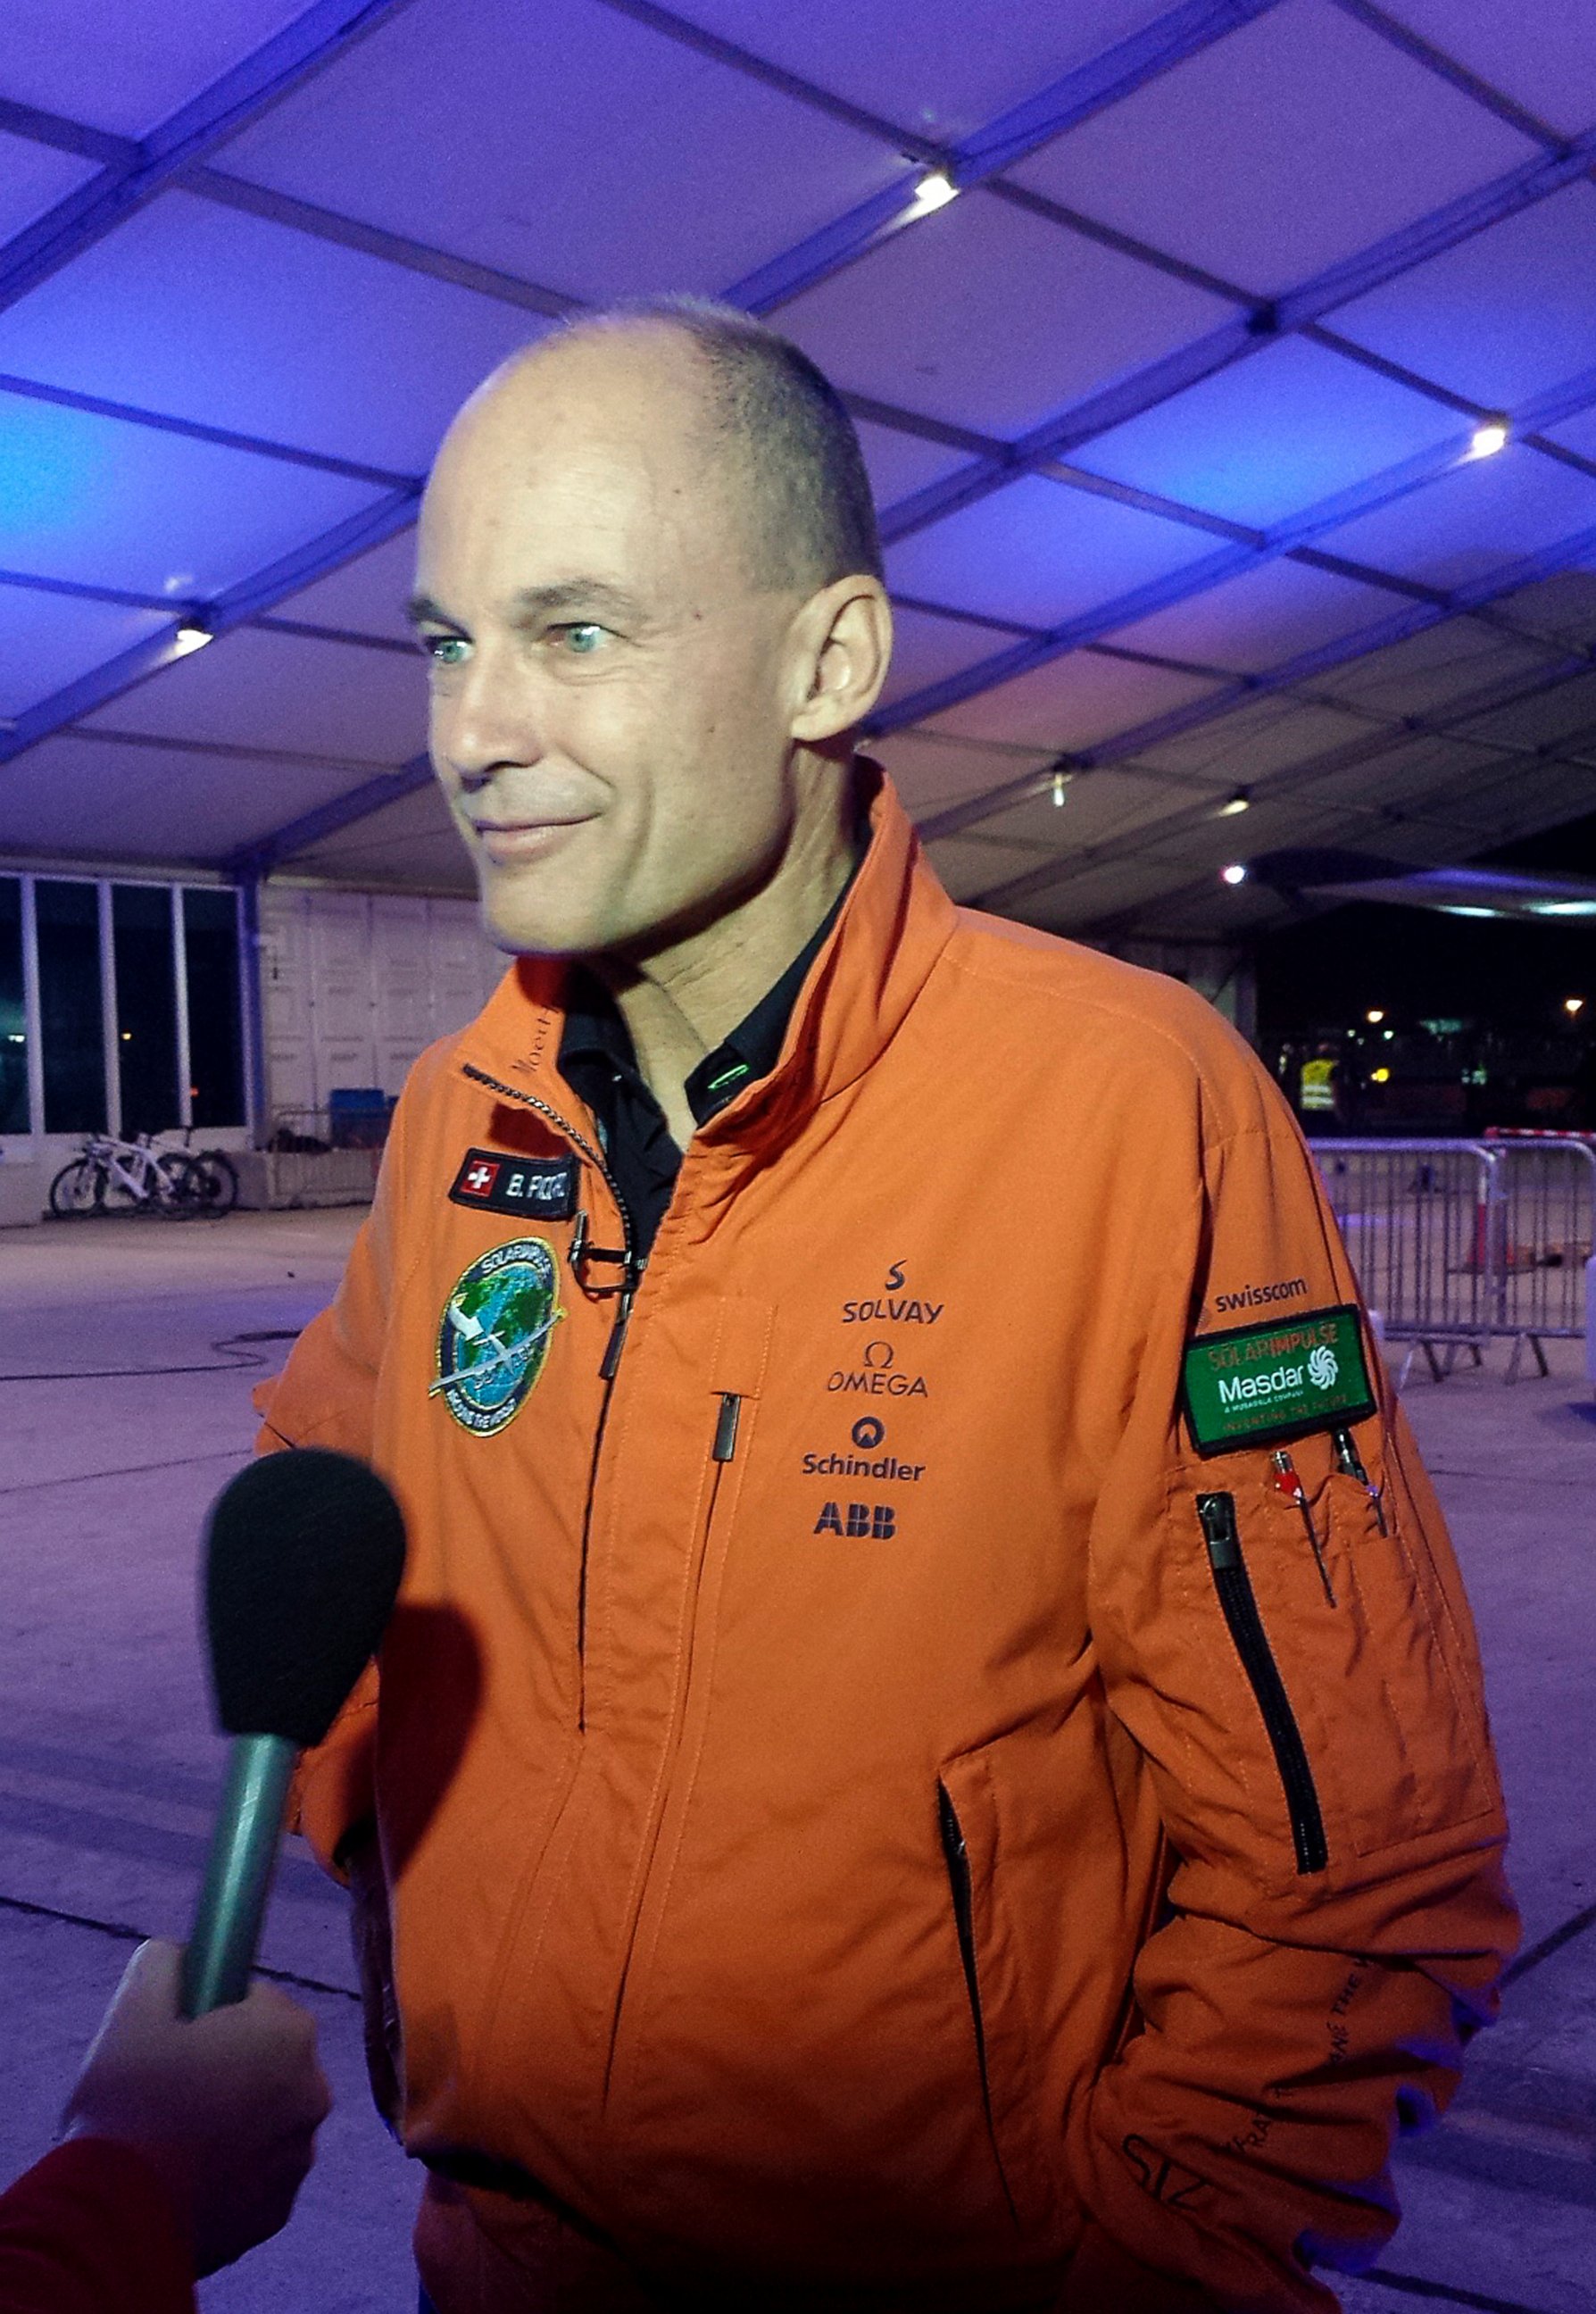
[473,869,595,960]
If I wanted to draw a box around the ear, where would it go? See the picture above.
[786,578,894,744]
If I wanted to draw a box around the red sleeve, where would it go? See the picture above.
[0,2141,195,2314]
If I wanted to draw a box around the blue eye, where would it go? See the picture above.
[560,623,606,654]
[426,635,470,667]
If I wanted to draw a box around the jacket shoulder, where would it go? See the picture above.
[941,906,1285,1143]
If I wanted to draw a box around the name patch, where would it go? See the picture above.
[1182,1303,1375,1457]
[449,1148,578,1220]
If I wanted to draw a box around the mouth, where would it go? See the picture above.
[469,816,593,868]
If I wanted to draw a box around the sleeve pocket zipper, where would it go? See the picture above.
[1196,1493,1328,1876]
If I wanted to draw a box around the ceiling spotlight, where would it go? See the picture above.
[1217,789,1251,817]
[908,167,959,216]
[1468,418,1509,460]
[1366,1008,1385,1025]
[172,620,213,657]
[1565,995,1585,1017]
[1220,862,1248,886]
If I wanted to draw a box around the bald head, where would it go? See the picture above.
[462,300,883,597]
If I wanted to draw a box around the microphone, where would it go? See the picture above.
[181,1449,407,2017]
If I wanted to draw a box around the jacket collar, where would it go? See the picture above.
[461,767,958,1148]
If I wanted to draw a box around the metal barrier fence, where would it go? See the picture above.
[1309,1136,1596,1380]
[262,1110,383,1209]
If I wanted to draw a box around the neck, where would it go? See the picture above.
[596,762,856,1147]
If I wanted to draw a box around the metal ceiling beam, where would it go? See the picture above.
[1323,0,1574,152]
[0,483,419,763]
[961,648,1596,918]
[720,0,1281,313]
[872,354,1596,745]
[877,122,1596,552]
[225,753,435,877]
[0,367,413,488]
[0,0,423,315]
[910,518,1596,847]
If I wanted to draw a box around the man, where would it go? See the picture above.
[259,302,1515,2314]
[2,1939,328,2312]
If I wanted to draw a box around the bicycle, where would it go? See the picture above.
[154,1128,240,1218]
[49,1133,204,1219]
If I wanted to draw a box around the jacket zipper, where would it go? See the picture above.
[1195,1493,1328,1876]
[460,1061,641,1703]
[603,1392,744,2102]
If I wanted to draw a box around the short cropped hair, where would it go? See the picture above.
[555,296,884,592]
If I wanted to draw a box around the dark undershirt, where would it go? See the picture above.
[558,880,849,1261]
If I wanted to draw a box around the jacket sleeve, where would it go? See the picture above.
[0,2140,194,2314]
[1076,1066,1517,2314]
[252,1105,412,1874]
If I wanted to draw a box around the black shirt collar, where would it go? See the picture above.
[559,874,850,1131]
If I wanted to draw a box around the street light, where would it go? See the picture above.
[1366,1008,1384,1025]
[1565,996,1585,1017]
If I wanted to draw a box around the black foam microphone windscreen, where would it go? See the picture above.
[182,1448,407,2015]
[204,1446,408,1747]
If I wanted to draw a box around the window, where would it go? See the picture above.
[37,879,104,1135]
[0,878,25,1133]
[112,885,179,1136]
[183,888,245,1128]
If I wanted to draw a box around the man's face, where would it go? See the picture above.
[412,334,811,958]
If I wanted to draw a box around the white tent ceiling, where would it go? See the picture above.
[3,0,1595,940]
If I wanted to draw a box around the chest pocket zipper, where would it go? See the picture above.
[1196,1493,1328,1876]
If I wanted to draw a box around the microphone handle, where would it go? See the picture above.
[181,1734,296,2017]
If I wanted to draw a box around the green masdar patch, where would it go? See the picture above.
[1182,1303,1375,1457]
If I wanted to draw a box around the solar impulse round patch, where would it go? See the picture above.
[434,1236,563,1436]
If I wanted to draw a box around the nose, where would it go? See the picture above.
[436,642,545,793]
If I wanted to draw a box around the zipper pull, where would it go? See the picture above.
[600,1281,636,1381]
[1196,1492,1241,1571]
[1332,1425,1388,1535]
[1270,1450,1336,1607]
[712,1392,742,1464]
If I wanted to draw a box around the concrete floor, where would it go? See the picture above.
[0,1209,1590,2313]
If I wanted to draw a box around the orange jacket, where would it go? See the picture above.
[259,776,1514,2313]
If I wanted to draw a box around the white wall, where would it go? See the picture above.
[260,886,506,1121]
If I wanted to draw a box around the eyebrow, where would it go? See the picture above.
[405,581,646,629]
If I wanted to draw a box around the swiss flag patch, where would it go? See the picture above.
[448,1147,578,1219]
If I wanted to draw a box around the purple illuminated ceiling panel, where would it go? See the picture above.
[0,391,384,595]
[855,420,970,514]
[1103,557,1401,671]
[0,191,540,472]
[0,134,97,246]
[927,648,1222,747]
[653,0,1170,143]
[0,732,374,862]
[1070,336,1460,528]
[1318,445,1596,591]
[79,627,428,763]
[885,473,1219,628]
[1332,184,1596,412]
[778,191,1227,441]
[878,605,1011,711]
[3,0,314,136]
[220,0,902,301]
[0,586,168,721]
[1010,0,1535,294]
[1378,0,1596,140]
[275,526,420,641]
